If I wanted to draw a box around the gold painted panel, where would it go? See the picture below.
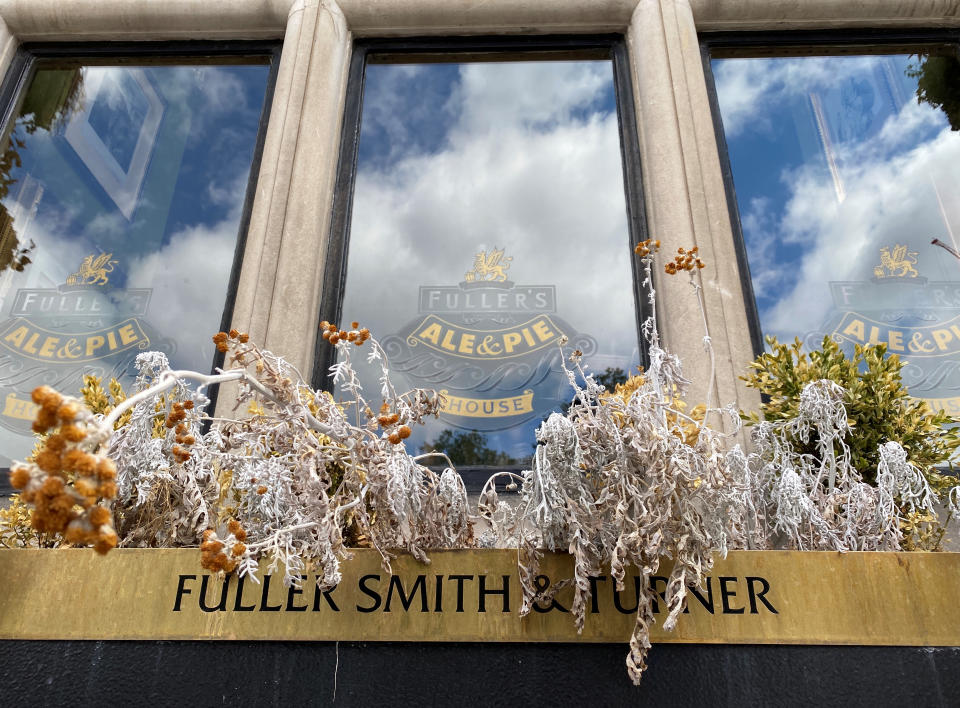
[0,549,958,644]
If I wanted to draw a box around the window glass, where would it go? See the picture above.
[339,59,640,466]
[0,58,272,465]
[713,49,960,418]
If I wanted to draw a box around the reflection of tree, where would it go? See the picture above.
[594,366,629,390]
[0,68,84,274]
[422,369,632,466]
[421,429,519,467]
[557,366,628,416]
[907,53,960,131]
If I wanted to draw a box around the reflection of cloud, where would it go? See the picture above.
[127,211,239,373]
[451,61,611,134]
[715,54,960,344]
[714,56,885,138]
[758,125,960,338]
[739,196,783,302]
[345,62,636,364]
[340,61,640,414]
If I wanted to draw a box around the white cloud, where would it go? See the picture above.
[450,61,612,135]
[714,56,892,138]
[759,124,960,339]
[126,213,239,373]
[337,60,640,409]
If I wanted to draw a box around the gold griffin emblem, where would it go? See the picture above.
[464,248,512,283]
[66,253,118,286]
[873,244,919,279]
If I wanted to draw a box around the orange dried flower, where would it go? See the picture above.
[74,478,97,499]
[62,448,85,471]
[227,519,247,541]
[45,434,66,453]
[35,450,62,474]
[57,402,80,422]
[33,407,58,433]
[201,538,224,553]
[9,466,30,489]
[398,425,411,440]
[388,432,401,445]
[96,458,117,481]
[74,453,97,476]
[41,476,64,495]
[94,530,118,555]
[32,385,61,407]
[65,519,89,544]
[89,506,111,526]
[61,424,86,442]
[256,485,268,495]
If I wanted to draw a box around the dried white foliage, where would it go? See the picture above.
[11,244,960,690]
[104,331,472,589]
[480,254,745,685]
[730,381,952,552]
[110,352,219,547]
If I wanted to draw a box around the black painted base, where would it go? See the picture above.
[2,642,959,706]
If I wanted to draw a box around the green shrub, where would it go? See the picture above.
[741,336,959,492]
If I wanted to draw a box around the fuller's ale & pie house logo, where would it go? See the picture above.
[0,253,155,437]
[383,248,596,432]
[827,241,960,416]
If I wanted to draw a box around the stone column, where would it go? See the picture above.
[0,16,16,82]
[627,0,761,427]
[230,0,352,374]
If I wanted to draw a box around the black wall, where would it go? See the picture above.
[2,642,959,706]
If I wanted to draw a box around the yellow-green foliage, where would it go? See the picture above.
[0,494,46,548]
[742,336,959,490]
[81,374,132,429]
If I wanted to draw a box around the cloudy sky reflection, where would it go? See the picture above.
[0,61,269,464]
[714,52,960,412]
[340,60,639,463]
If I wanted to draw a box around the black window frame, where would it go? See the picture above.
[0,41,281,494]
[312,34,653,394]
[700,28,960,359]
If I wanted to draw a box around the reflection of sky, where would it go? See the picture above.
[0,62,270,464]
[87,70,150,172]
[713,53,960,409]
[339,60,637,462]
[715,55,960,337]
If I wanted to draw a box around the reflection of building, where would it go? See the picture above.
[0,1,958,704]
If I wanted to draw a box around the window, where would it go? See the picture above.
[316,38,648,470]
[0,45,277,466]
[705,34,960,418]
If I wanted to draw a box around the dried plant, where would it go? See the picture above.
[7,326,472,593]
[6,236,960,689]
[729,379,960,551]
[740,336,960,550]
[479,240,744,684]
